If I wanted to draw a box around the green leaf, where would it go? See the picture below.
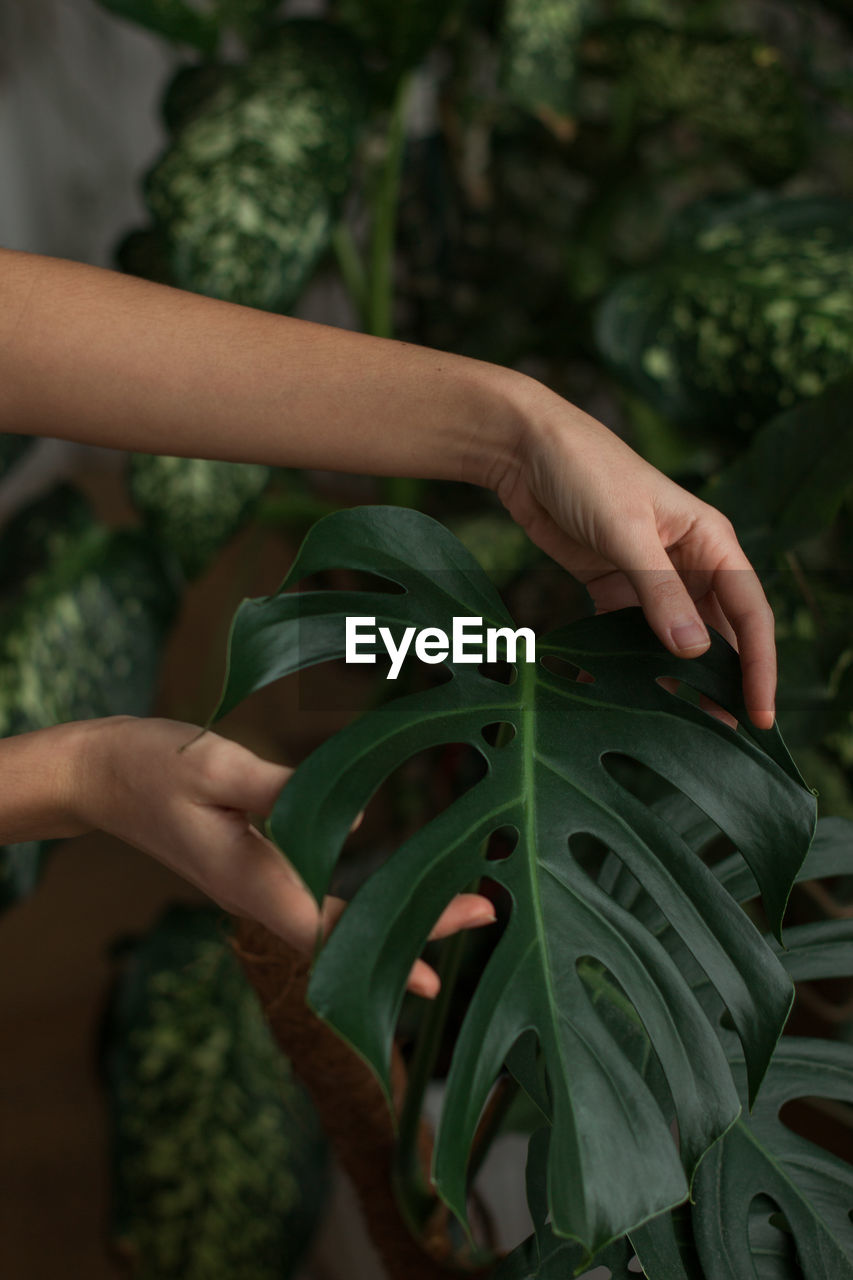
[596,194,853,432]
[0,522,177,912]
[145,20,368,312]
[702,374,853,561]
[335,0,461,74]
[691,1040,853,1279]
[0,482,93,601]
[583,21,807,181]
[96,0,220,55]
[210,505,815,1258]
[128,454,270,580]
[508,816,853,1276]
[501,0,596,136]
[103,905,328,1279]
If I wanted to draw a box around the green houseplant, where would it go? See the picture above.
[204,502,853,1278]
[1,0,853,1274]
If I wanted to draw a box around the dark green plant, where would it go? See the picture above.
[103,904,328,1280]
[207,504,833,1271]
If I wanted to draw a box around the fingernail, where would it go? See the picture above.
[472,909,498,927]
[670,621,710,653]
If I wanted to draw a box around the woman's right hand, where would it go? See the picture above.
[68,715,496,997]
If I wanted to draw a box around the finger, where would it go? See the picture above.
[713,563,776,730]
[611,526,711,658]
[696,589,737,650]
[427,893,497,941]
[407,958,440,999]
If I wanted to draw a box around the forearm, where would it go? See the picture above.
[0,247,528,488]
[0,719,96,843]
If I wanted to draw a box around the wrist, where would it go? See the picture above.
[0,717,121,844]
[458,362,542,493]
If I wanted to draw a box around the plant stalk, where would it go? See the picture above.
[393,926,471,1234]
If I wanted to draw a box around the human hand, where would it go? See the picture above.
[71,716,496,997]
[495,379,774,729]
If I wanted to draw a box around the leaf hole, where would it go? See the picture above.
[484,825,519,863]
[748,1194,799,1266]
[779,1097,853,1163]
[481,721,516,748]
[575,956,677,1129]
[654,675,738,731]
[540,654,594,683]
[477,659,516,685]
[567,831,614,883]
[296,567,407,596]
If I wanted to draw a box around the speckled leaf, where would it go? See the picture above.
[104,904,328,1280]
[0,522,177,912]
[96,0,219,55]
[583,21,807,181]
[145,20,367,312]
[702,373,853,562]
[502,0,596,135]
[210,505,815,1260]
[596,194,853,432]
[161,62,232,134]
[128,453,270,580]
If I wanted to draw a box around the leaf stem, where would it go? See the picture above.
[393,926,471,1234]
[368,72,412,340]
[331,222,369,329]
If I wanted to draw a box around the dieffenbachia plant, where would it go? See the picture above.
[209,504,816,1263]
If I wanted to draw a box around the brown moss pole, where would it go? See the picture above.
[230,917,490,1280]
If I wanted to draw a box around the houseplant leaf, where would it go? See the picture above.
[596,194,853,432]
[128,454,270,580]
[0,519,177,912]
[702,373,853,562]
[335,0,461,75]
[210,505,815,1258]
[103,904,328,1279]
[501,0,597,137]
[96,0,220,55]
[583,21,806,181]
[144,19,367,312]
[504,816,853,1276]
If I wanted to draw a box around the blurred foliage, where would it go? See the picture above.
[0,434,35,482]
[596,194,853,432]
[104,905,328,1279]
[0,490,178,910]
[144,21,368,311]
[128,454,271,580]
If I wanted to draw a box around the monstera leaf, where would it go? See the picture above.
[209,505,815,1258]
[104,905,328,1279]
[596,194,853,432]
[583,21,806,181]
[144,20,367,312]
[497,817,853,1277]
[501,0,596,136]
[128,453,270,580]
